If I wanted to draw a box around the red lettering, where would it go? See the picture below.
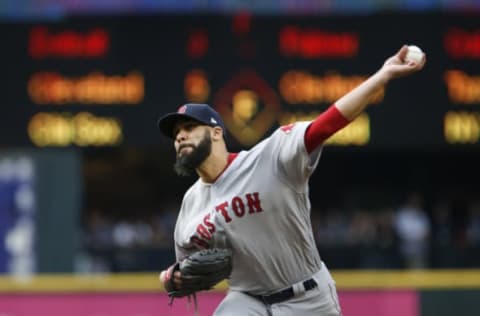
[53,31,80,57]
[301,32,323,58]
[279,26,358,59]
[85,29,109,56]
[232,12,252,36]
[187,30,208,59]
[231,196,245,217]
[444,28,480,59]
[246,192,263,213]
[215,201,232,223]
[190,236,209,249]
[28,26,109,59]
[196,224,212,240]
[203,214,215,234]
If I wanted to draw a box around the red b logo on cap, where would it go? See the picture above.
[178,105,187,113]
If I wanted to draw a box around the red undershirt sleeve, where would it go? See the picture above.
[304,104,351,154]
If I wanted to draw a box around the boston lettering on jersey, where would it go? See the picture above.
[190,192,263,249]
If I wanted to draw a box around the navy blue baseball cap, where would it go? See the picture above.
[157,103,225,139]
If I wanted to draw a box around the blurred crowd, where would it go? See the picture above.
[78,192,480,273]
[312,193,480,269]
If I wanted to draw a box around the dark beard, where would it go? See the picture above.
[174,131,212,177]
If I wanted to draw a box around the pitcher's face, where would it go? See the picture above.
[173,121,212,177]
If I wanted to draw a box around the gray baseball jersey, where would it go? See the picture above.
[174,121,323,294]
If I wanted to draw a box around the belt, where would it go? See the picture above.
[247,278,318,305]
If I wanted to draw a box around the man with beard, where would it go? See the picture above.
[174,126,214,177]
[157,45,426,315]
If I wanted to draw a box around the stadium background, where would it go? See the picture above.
[1,0,480,315]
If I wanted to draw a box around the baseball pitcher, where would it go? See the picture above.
[157,45,426,315]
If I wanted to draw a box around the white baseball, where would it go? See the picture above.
[405,45,424,63]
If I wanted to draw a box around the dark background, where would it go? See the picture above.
[1,11,480,273]
[1,12,479,149]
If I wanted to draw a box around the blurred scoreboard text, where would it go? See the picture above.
[2,12,480,149]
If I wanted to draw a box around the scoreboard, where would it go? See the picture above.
[2,12,480,149]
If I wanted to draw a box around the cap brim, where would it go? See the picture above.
[157,113,204,139]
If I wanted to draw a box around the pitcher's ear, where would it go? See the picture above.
[212,126,224,139]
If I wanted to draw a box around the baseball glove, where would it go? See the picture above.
[164,248,232,298]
